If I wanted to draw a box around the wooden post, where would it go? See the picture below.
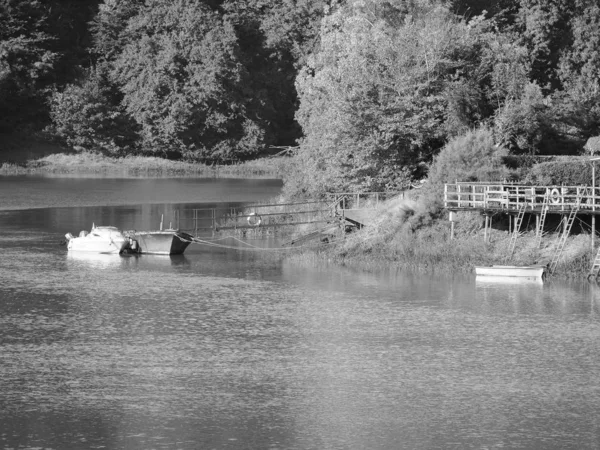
[509,214,512,234]
[484,214,489,242]
[194,210,198,236]
[593,215,596,250]
[536,214,540,237]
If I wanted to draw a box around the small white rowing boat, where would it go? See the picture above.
[475,265,546,278]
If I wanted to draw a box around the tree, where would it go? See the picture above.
[90,0,145,62]
[0,0,56,130]
[289,0,481,195]
[111,0,266,160]
[493,82,548,154]
[221,0,327,147]
[558,0,600,100]
[515,0,572,91]
[49,63,140,155]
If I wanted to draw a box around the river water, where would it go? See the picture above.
[1,176,600,450]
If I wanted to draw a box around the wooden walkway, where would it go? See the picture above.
[341,209,376,228]
[162,192,401,236]
[329,191,402,229]
[184,201,332,234]
[445,182,600,214]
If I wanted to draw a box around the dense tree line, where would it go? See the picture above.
[3,0,600,193]
[287,0,600,195]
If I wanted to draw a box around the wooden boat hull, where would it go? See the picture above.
[128,230,193,255]
[475,265,546,278]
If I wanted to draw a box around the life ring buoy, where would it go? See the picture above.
[550,188,561,205]
[247,212,262,226]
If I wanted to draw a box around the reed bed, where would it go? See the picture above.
[0,152,284,178]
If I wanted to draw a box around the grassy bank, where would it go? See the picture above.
[305,194,594,279]
[0,151,285,178]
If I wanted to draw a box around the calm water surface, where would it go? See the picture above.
[1,176,600,449]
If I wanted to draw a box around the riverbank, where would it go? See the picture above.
[303,193,594,279]
[2,142,592,278]
[0,151,285,178]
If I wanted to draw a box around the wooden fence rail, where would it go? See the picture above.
[445,183,599,213]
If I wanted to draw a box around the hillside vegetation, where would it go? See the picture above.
[4,0,600,269]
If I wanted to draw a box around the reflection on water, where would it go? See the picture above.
[475,274,545,285]
[2,192,600,449]
[0,175,282,210]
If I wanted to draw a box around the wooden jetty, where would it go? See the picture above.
[184,200,333,235]
[328,191,403,229]
[160,192,400,238]
[444,182,600,277]
[444,182,600,213]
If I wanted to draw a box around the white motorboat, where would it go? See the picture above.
[65,225,130,254]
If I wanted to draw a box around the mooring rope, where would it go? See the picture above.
[176,230,337,252]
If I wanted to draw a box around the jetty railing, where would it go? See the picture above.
[178,200,334,235]
[326,191,402,210]
[168,192,404,236]
[444,182,599,212]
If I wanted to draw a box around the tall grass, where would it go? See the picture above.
[0,152,285,178]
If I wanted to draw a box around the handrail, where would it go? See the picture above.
[444,183,598,212]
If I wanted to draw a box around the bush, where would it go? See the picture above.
[428,126,511,185]
[523,157,597,185]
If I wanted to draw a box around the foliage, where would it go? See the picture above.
[428,126,510,184]
[49,64,140,155]
[515,0,573,92]
[0,0,56,130]
[111,0,266,160]
[493,82,548,154]
[522,157,598,185]
[221,0,327,147]
[290,0,478,196]
[558,1,600,91]
[90,0,144,62]
[223,0,326,67]
[4,0,600,185]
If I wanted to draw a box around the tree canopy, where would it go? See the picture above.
[3,0,600,193]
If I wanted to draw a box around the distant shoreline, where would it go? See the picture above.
[0,151,285,179]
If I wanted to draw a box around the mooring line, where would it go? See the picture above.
[176,231,337,252]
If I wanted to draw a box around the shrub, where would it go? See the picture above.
[523,157,597,185]
[428,126,511,185]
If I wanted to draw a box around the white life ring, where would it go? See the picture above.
[550,188,561,204]
[247,212,262,226]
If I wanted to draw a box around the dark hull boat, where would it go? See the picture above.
[127,230,194,255]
